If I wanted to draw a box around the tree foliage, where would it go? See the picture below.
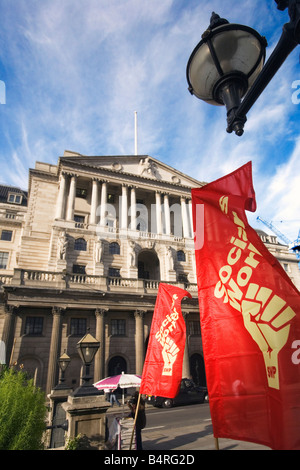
[0,367,47,450]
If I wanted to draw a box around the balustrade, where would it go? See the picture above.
[11,269,197,296]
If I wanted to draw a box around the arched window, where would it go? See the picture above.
[177,250,186,262]
[109,242,120,255]
[108,356,127,376]
[74,238,87,251]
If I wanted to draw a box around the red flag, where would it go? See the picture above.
[140,283,191,398]
[192,161,300,450]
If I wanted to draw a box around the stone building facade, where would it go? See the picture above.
[0,151,299,396]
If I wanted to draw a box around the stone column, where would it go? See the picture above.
[46,307,64,395]
[66,174,77,221]
[1,305,17,365]
[90,178,99,225]
[164,193,171,235]
[94,308,108,382]
[100,181,107,227]
[155,191,162,235]
[134,310,146,375]
[121,184,128,230]
[55,172,67,220]
[181,197,189,239]
[130,186,137,230]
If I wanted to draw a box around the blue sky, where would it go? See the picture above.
[0,0,299,243]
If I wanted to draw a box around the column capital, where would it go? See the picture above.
[134,309,147,318]
[51,306,65,316]
[4,304,18,315]
[95,308,109,317]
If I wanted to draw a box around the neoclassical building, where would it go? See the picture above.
[0,151,299,395]
[0,152,206,394]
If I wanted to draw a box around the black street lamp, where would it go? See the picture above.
[55,350,71,390]
[186,1,300,136]
[72,331,101,397]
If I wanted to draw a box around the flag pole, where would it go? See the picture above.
[214,437,219,450]
[129,392,141,450]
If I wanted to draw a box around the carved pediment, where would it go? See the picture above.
[60,153,204,188]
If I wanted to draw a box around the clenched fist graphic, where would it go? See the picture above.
[162,337,180,376]
[241,283,296,389]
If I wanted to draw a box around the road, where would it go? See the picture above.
[142,403,269,451]
[107,402,269,451]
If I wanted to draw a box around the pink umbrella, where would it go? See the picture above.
[93,372,142,405]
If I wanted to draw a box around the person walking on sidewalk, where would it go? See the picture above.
[109,389,121,407]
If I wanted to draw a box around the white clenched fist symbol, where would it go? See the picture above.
[241,283,295,389]
[162,337,180,376]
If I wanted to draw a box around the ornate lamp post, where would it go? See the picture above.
[186,1,300,136]
[72,331,101,397]
[55,350,71,390]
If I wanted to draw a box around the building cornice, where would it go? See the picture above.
[57,155,206,195]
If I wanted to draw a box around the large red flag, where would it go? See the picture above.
[192,161,300,450]
[140,283,191,398]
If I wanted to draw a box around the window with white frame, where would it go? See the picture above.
[7,193,22,204]
[0,252,8,269]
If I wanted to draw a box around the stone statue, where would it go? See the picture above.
[58,231,68,260]
[128,240,136,267]
[139,157,160,179]
[94,238,103,263]
[166,246,174,271]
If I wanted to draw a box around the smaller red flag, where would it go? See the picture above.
[140,283,191,398]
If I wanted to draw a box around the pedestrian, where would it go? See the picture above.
[109,389,121,407]
[128,391,146,450]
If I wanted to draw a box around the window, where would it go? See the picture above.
[74,238,87,251]
[74,214,85,224]
[108,267,120,277]
[76,188,87,199]
[178,273,188,283]
[111,319,126,336]
[5,212,16,220]
[188,321,201,336]
[1,230,12,241]
[177,250,186,262]
[72,264,86,274]
[70,318,87,336]
[109,242,120,255]
[25,317,43,336]
[7,193,22,204]
[108,194,115,203]
[0,252,8,269]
